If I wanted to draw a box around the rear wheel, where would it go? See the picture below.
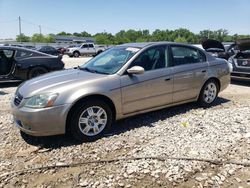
[28,67,48,79]
[198,80,219,107]
[69,100,113,142]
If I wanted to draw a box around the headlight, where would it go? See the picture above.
[24,93,58,108]
[227,59,233,73]
[228,58,233,64]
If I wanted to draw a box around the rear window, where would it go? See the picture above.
[16,50,34,58]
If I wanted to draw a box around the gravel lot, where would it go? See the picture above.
[0,57,250,187]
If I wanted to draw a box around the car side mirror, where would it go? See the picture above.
[127,66,145,75]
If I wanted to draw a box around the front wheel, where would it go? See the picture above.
[73,51,80,58]
[70,100,113,142]
[198,80,219,107]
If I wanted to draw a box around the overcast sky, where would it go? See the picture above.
[0,0,250,39]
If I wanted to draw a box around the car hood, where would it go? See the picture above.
[18,69,107,98]
[236,38,250,51]
[68,47,78,51]
[202,39,225,52]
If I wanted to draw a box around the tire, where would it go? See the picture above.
[97,50,103,55]
[69,100,113,142]
[73,51,80,58]
[28,67,48,79]
[198,79,219,107]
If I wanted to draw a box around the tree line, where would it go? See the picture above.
[16,28,250,44]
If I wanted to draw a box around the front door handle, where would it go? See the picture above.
[201,70,206,73]
[165,78,171,81]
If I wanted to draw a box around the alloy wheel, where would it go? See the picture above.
[203,82,217,103]
[78,106,107,136]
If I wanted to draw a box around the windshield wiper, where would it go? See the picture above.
[80,67,109,74]
[80,67,95,73]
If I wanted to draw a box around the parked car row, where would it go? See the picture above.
[202,38,250,81]
[1,43,109,57]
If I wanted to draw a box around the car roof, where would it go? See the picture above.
[0,46,55,57]
[118,41,201,49]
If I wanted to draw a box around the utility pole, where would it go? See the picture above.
[18,16,22,42]
[39,25,42,35]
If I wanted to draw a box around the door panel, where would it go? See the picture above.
[121,68,173,114]
[172,62,208,102]
[170,45,208,103]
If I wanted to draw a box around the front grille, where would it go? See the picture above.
[236,59,250,67]
[231,72,250,78]
[14,93,23,106]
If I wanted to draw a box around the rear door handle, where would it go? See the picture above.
[165,78,171,81]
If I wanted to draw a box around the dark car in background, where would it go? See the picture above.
[228,39,250,80]
[202,38,250,81]
[202,39,231,60]
[0,46,64,82]
[36,46,59,56]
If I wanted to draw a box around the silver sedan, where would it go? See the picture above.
[11,42,231,141]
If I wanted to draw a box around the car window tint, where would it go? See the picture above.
[89,44,94,48]
[129,46,168,71]
[3,50,14,58]
[82,44,88,48]
[47,46,54,50]
[16,50,34,58]
[171,46,206,66]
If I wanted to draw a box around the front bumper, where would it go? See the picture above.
[11,101,71,136]
[64,52,74,56]
[231,71,250,81]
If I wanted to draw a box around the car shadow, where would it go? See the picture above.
[231,80,250,87]
[0,91,9,95]
[0,82,22,88]
[21,97,230,149]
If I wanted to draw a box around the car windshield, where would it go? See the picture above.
[80,46,140,74]
[68,44,81,48]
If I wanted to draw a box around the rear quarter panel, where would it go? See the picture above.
[18,56,63,70]
[207,58,230,92]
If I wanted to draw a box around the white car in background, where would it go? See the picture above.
[65,43,107,57]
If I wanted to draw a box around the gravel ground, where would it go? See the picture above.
[0,59,250,187]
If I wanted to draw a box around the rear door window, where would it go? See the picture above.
[171,46,206,66]
[16,50,34,58]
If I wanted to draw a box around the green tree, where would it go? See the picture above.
[174,37,187,43]
[94,32,115,45]
[45,34,55,43]
[31,33,46,42]
[16,33,30,42]
[80,31,92,37]
[56,31,72,36]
